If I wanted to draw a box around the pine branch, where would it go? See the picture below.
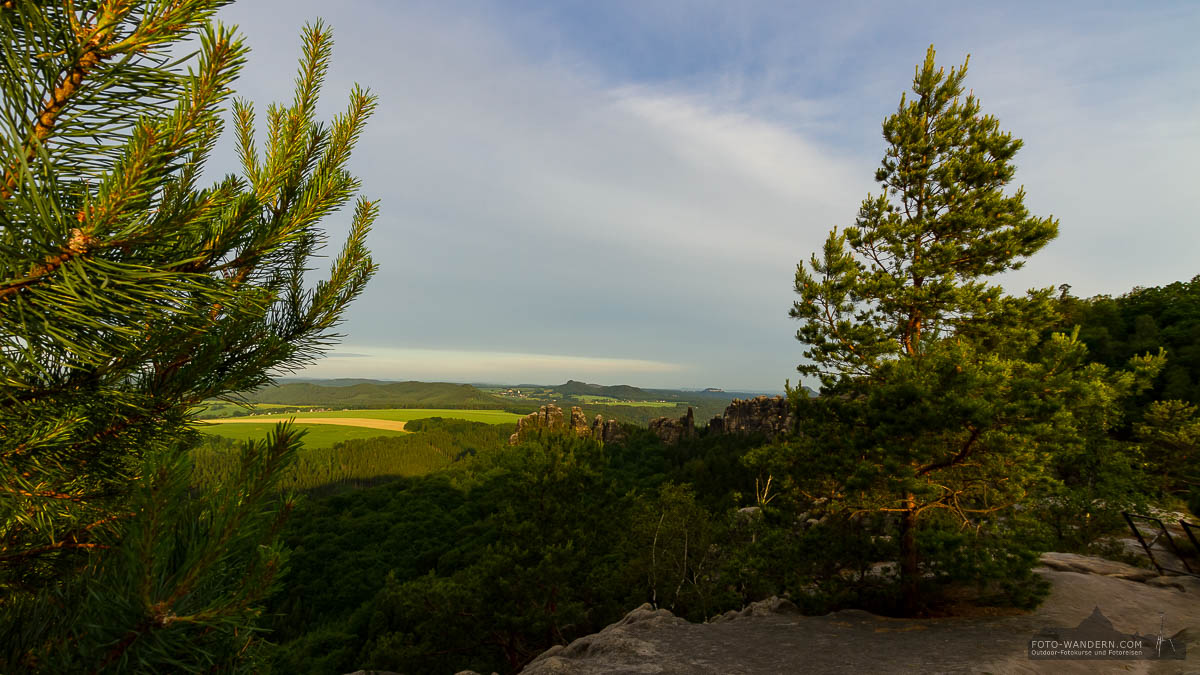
[0,227,96,300]
[0,1,127,201]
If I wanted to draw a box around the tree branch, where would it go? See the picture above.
[916,425,981,477]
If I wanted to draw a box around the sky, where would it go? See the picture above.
[204,1,1199,392]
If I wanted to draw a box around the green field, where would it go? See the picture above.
[201,407,521,423]
[197,408,522,449]
[572,395,679,407]
[277,408,520,423]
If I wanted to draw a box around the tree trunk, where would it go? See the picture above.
[899,495,920,615]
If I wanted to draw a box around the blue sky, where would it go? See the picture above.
[207,1,1199,391]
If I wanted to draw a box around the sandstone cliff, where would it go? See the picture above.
[649,395,793,445]
[509,404,625,445]
[648,407,695,445]
[721,395,792,438]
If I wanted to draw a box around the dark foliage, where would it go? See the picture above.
[260,423,772,673]
[1058,276,1200,410]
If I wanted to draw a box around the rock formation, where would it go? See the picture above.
[516,395,795,447]
[648,407,694,444]
[650,396,793,445]
[719,395,792,438]
[522,603,689,674]
[509,404,624,445]
[591,414,626,444]
[570,406,590,436]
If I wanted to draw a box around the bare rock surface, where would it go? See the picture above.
[1038,551,1160,581]
[522,554,1200,674]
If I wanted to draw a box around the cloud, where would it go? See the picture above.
[295,346,685,386]
[206,1,868,389]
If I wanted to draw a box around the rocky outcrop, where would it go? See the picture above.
[709,596,799,623]
[591,414,626,444]
[522,603,688,674]
[509,404,624,445]
[510,404,560,444]
[569,406,591,437]
[719,395,792,438]
[650,397,793,445]
[1038,552,1160,582]
[648,407,694,445]
[522,553,1200,674]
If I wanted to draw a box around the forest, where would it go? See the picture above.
[1,3,1196,674]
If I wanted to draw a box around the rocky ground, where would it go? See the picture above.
[518,553,1200,675]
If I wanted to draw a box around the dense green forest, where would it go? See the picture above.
[258,426,763,673]
[1059,277,1200,409]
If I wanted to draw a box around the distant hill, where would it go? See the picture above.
[276,377,398,387]
[553,380,652,400]
[243,378,811,421]
[243,381,508,409]
[642,388,787,402]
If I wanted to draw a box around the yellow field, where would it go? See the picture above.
[200,416,408,432]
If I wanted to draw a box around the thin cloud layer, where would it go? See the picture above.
[299,347,683,385]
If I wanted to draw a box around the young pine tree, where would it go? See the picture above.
[0,2,376,671]
[787,46,1158,614]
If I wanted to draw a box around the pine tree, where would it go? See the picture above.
[788,46,1158,613]
[0,2,376,670]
